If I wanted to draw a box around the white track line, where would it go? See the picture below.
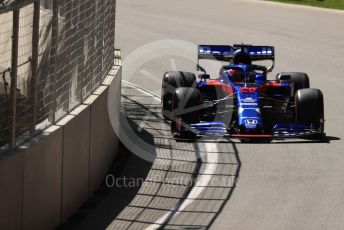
[140,69,162,83]
[122,80,219,229]
[145,143,219,230]
[122,80,161,103]
[170,58,178,71]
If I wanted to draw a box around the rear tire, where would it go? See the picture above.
[276,72,310,95]
[162,71,196,120]
[295,88,324,132]
[171,87,201,139]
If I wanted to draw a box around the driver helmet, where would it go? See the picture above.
[233,49,252,65]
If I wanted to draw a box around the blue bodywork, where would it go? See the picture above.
[192,64,266,135]
[184,45,323,139]
[234,85,262,131]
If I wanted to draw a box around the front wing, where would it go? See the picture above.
[187,122,324,139]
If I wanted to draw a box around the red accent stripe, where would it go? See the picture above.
[176,116,182,133]
[206,80,234,94]
[240,87,257,93]
[206,80,222,86]
[271,82,282,87]
[259,82,282,93]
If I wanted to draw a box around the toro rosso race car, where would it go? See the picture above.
[161,44,325,140]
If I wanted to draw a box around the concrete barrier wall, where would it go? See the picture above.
[0,152,24,230]
[59,105,90,223]
[0,63,121,230]
[87,86,117,195]
[87,64,122,195]
[22,126,63,230]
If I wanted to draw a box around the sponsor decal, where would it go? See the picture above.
[243,97,256,103]
[241,103,258,106]
[245,119,258,125]
[245,119,258,128]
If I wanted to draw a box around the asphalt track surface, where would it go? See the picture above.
[68,1,344,229]
[107,83,240,229]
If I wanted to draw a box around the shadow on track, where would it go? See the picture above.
[57,121,156,230]
[234,135,341,145]
[58,84,242,230]
[105,84,242,229]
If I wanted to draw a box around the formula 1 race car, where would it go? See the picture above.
[161,44,325,140]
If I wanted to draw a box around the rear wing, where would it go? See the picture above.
[198,45,235,61]
[198,44,275,71]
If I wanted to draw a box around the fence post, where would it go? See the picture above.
[31,0,40,134]
[9,9,20,148]
[50,0,59,123]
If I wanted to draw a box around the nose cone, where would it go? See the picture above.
[236,86,263,132]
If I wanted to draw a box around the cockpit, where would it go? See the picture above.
[219,65,267,85]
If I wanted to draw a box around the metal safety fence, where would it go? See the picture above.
[0,0,116,151]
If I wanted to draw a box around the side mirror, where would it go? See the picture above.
[197,64,207,73]
[276,73,291,82]
[254,73,267,85]
[198,73,210,81]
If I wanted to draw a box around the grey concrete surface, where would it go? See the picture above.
[0,153,24,230]
[57,82,240,230]
[59,105,90,223]
[87,85,119,196]
[107,84,240,229]
[0,61,122,230]
[22,125,63,230]
[115,0,344,229]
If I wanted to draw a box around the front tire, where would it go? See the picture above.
[295,88,324,132]
[162,71,196,120]
[171,87,201,139]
